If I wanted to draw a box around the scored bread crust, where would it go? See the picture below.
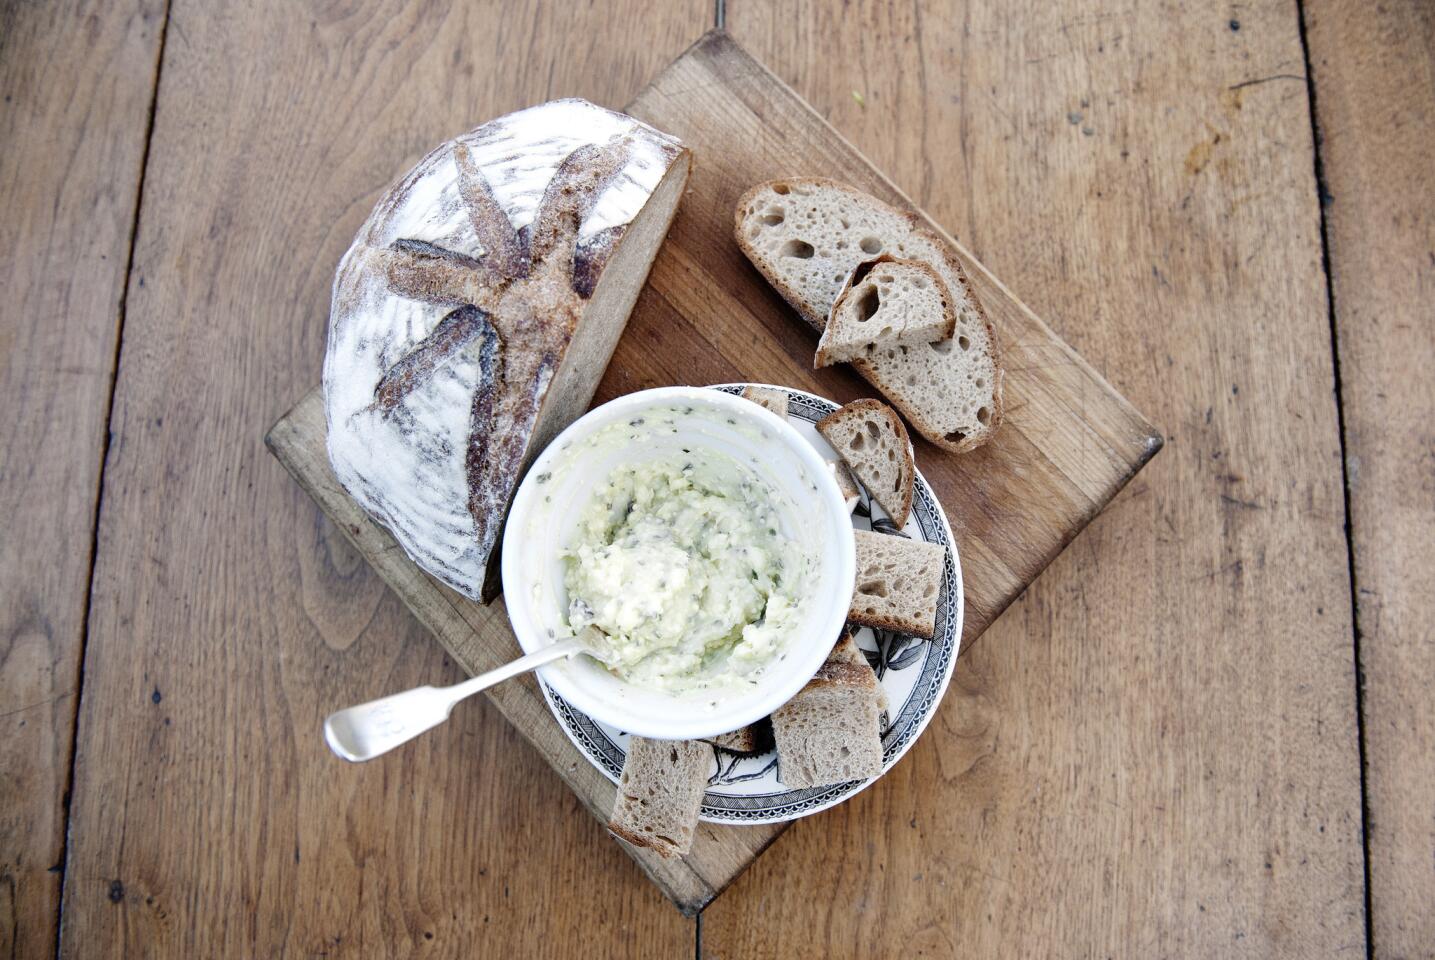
[734,177,1003,453]
[817,399,914,529]
[324,100,689,602]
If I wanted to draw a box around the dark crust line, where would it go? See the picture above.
[573,225,624,298]
[368,132,638,587]
[462,333,509,522]
[383,239,486,307]
[372,304,492,410]
[370,135,634,412]
[846,256,885,290]
[459,138,633,574]
[391,237,485,271]
[453,142,531,282]
[526,140,632,265]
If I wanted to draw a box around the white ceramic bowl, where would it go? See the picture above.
[502,386,856,741]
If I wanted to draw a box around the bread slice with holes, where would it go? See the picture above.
[734,177,1002,452]
[817,399,914,529]
[815,256,956,367]
[608,737,710,858]
[849,529,947,638]
[740,384,789,419]
[772,632,885,788]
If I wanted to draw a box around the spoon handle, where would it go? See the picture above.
[323,637,585,762]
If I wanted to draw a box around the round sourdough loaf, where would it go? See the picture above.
[323,99,689,601]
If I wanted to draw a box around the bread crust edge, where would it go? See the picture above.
[733,176,1005,453]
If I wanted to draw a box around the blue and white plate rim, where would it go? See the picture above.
[539,383,965,825]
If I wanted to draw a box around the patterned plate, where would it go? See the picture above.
[541,384,964,824]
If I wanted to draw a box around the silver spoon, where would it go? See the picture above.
[324,627,605,762]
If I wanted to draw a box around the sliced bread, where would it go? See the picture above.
[734,177,1002,452]
[849,529,947,638]
[772,632,885,788]
[818,399,914,529]
[830,629,887,710]
[740,384,789,419]
[608,737,710,858]
[702,719,773,754]
[815,256,956,368]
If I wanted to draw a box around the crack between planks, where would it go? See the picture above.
[698,15,720,960]
[1294,3,1373,959]
[52,0,173,955]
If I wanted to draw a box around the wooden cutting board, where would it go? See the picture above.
[266,30,1161,915]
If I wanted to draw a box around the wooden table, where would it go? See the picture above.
[3,1,1430,956]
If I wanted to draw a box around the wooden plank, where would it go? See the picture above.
[706,3,1367,956]
[56,1,710,956]
[1304,2,1435,953]
[617,34,1163,645]
[0,0,165,955]
[266,30,1159,913]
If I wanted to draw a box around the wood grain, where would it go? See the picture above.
[0,1,165,955]
[55,1,708,956]
[267,30,1159,914]
[1305,2,1435,955]
[707,2,1367,956]
[617,34,1163,645]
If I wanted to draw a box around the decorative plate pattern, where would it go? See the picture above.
[541,384,964,824]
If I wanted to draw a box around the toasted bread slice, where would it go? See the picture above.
[818,399,914,529]
[816,256,956,367]
[772,633,885,788]
[740,384,790,419]
[608,737,709,858]
[735,177,1002,452]
[849,530,947,638]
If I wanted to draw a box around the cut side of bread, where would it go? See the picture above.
[608,737,710,858]
[849,530,947,638]
[815,256,956,368]
[326,100,692,603]
[772,632,885,788]
[702,719,772,754]
[818,399,914,529]
[740,385,789,419]
[734,177,1002,452]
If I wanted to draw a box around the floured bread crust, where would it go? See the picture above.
[324,99,685,600]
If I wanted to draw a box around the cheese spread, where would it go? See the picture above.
[562,447,815,692]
